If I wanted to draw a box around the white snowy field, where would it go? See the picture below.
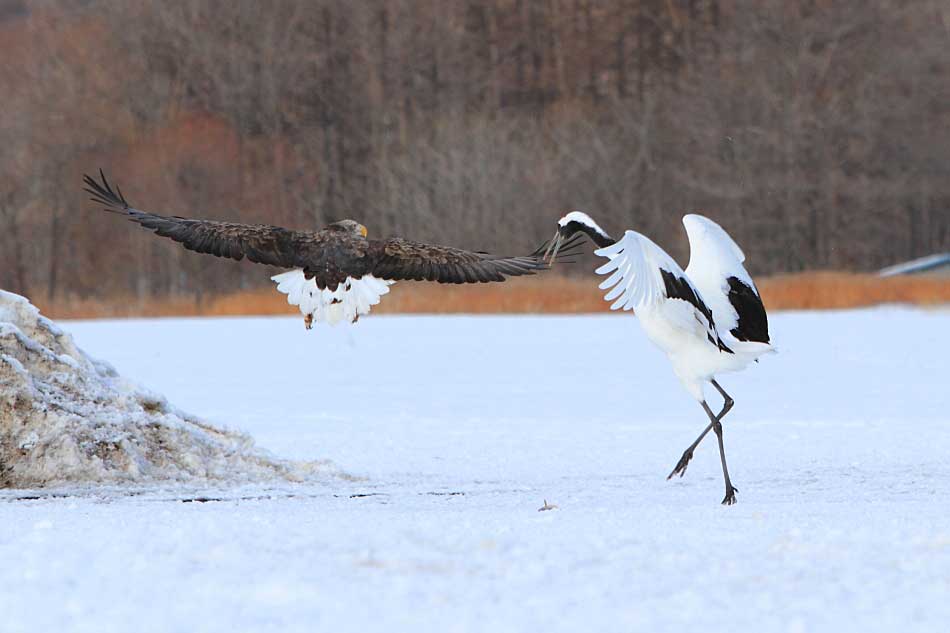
[2,308,949,633]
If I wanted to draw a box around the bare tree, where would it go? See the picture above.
[1,0,947,305]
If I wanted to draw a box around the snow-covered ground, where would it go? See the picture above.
[2,308,949,632]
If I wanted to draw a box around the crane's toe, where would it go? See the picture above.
[667,450,694,479]
[721,486,739,505]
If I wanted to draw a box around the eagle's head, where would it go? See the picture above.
[328,219,368,238]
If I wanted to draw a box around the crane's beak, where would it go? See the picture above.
[543,231,565,266]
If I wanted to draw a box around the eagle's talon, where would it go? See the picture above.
[304,314,313,330]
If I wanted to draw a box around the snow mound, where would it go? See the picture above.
[0,290,332,488]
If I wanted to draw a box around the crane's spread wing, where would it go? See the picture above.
[595,230,730,352]
[84,170,318,269]
[367,235,582,284]
[682,214,769,344]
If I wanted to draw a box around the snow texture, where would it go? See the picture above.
[0,290,334,487]
[1,306,949,632]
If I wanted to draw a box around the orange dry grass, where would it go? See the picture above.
[35,272,950,320]
[756,272,950,311]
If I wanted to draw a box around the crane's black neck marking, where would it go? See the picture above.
[561,220,616,248]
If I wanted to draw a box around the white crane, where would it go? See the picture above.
[546,212,774,504]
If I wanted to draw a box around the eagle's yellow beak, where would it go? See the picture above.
[360,225,368,238]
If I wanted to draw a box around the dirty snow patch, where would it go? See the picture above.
[0,290,335,488]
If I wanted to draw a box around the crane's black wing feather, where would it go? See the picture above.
[727,277,770,343]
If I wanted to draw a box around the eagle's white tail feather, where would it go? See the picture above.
[270,270,394,327]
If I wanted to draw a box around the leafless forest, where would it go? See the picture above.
[1,0,948,305]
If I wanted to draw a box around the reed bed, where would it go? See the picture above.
[34,272,950,320]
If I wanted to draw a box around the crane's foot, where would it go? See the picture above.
[667,449,694,479]
[721,485,739,506]
[304,314,313,330]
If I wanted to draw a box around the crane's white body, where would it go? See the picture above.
[583,212,773,401]
[634,302,749,401]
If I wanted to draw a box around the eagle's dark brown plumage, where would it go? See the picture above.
[83,171,579,292]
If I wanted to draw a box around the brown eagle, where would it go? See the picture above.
[84,171,578,328]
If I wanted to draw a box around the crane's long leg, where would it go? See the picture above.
[667,379,734,479]
[711,379,734,416]
[703,400,738,505]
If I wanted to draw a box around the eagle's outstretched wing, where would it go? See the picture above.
[367,235,583,284]
[85,170,580,288]
[83,170,317,269]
